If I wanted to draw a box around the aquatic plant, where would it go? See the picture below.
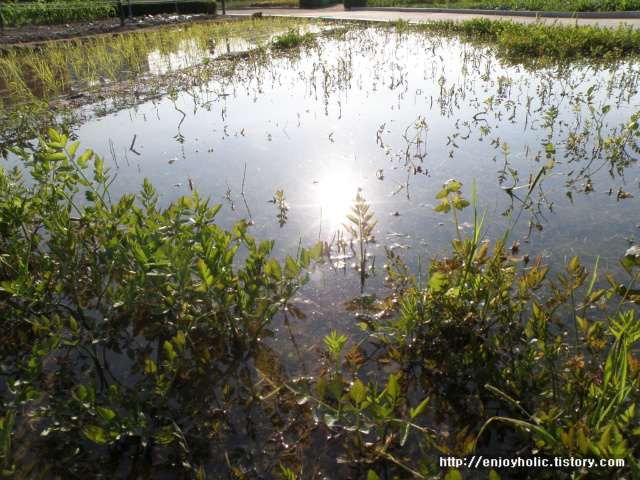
[0,17,315,107]
[0,128,324,476]
[2,18,640,479]
[285,180,640,478]
[271,28,316,50]
[409,18,640,58]
[269,189,289,227]
[342,191,377,286]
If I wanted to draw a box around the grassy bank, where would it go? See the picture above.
[388,18,640,58]
[366,0,640,12]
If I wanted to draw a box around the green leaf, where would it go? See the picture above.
[145,360,157,378]
[300,248,310,268]
[76,384,87,402]
[83,425,110,444]
[367,471,380,480]
[97,406,117,425]
[280,465,298,480]
[330,375,343,401]
[570,255,580,272]
[435,189,449,200]
[163,341,176,363]
[269,259,282,280]
[350,379,366,404]
[448,181,462,192]
[48,128,61,143]
[45,152,66,162]
[67,141,80,157]
[427,272,447,292]
[285,254,298,275]
[316,377,327,398]
[385,373,399,403]
[197,258,214,287]
[410,397,430,420]
[589,289,606,305]
[445,469,463,480]
[79,149,94,165]
[233,219,248,237]
[209,204,222,218]
[345,214,359,225]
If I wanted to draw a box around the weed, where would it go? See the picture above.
[271,28,316,50]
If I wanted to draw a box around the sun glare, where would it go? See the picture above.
[314,175,360,232]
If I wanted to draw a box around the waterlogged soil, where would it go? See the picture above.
[0,13,226,48]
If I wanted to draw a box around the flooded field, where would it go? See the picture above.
[74,24,640,281]
[2,18,640,480]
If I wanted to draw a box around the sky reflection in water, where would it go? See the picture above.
[72,26,640,310]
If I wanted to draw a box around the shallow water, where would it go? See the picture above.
[70,26,640,290]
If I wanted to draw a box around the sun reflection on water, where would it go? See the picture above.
[314,175,361,233]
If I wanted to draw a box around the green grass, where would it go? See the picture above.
[366,0,640,12]
[396,18,640,58]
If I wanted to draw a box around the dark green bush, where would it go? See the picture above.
[299,0,329,8]
[1,0,116,27]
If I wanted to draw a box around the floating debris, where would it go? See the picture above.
[626,246,640,266]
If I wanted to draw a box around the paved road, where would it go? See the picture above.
[225,4,640,28]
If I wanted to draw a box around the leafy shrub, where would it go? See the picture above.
[0,128,323,475]
[1,0,116,27]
